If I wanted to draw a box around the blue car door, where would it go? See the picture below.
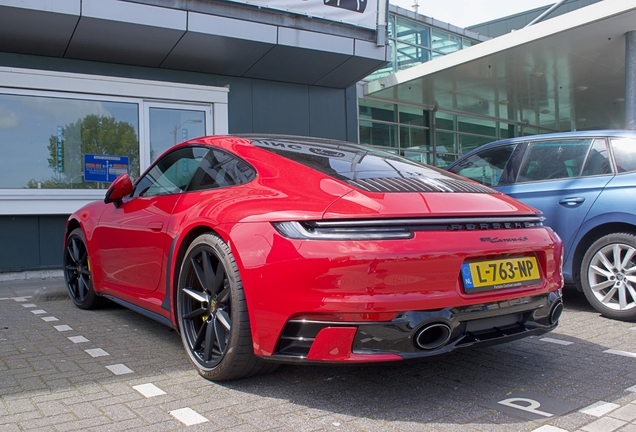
[498,138,613,263]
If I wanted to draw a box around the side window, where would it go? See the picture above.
[581,138,612,176]
[188,150,256,191]
[516,139,592,183]
[611,138,636,173]
[133,147,208,197]
[448,144,516,186]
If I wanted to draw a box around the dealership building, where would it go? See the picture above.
[0,0,634,273]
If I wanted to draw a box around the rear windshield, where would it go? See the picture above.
[250,137,495,194]
[252,138,454,181]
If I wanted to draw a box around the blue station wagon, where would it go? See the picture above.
[447,130,636,321]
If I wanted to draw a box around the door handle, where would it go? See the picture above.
[147,222,164,231]
[559,197,585,207]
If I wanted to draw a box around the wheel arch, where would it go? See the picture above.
[169,225,221,330]
[570,222,636,290]
[65,218,82,243]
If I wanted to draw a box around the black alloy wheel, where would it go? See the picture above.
[64,228,100,309]
[177,233,277,381]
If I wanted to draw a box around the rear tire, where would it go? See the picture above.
[176,233,278,380]
[581,232,636,321]
[64,228,101,309]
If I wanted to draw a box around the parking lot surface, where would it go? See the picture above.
[2,278,636,432]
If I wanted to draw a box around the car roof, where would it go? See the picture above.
[472,129,636,148]
[447,129,636,168]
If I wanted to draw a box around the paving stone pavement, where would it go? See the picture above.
[2,278,636,431]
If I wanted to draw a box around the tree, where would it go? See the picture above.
[28,114,139,189]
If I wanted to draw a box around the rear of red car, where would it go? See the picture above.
[223,136,564,363]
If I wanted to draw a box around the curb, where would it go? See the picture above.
[33,285,69,302]
[0,270,64,282]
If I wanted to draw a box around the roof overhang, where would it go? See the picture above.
[365,0,636,131]
[0,0,390,89]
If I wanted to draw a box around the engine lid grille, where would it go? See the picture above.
[347,177,496,194]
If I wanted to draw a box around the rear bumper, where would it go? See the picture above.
[269,290,562,363]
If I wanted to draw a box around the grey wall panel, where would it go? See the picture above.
[243,46,349,85]
[161,32,275,76]
[65,17,185,67]
[251,80,310,135]
[308,87,347,141]
[39,215,68,268]
[345,85,359,143]
[316,55,389,88]
[0,6,79,57]
[0,216,40,271]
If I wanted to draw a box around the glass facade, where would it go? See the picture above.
[359,11,550,167]
[360,99,522,167]
[367,14,480,80]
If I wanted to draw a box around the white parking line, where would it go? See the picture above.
[540,337,574,346]
[31,310,46,315]
[85,348,109,358]
[21,303,36,308]
[133,383,166,398]
[604,349,636,358]
[68,336,89,344]
[579,401,620,417]
[54,325,73,332]
[13,297,31,302]
[105,364,133,375]
[627,384,636,392]
[532,425,568,432]
[41,316,58,322]
[169,408,208,426]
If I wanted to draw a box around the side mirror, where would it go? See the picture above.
[104,174,133,205]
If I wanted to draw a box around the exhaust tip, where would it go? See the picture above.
[550,301,564,324]
[414,323,452,350]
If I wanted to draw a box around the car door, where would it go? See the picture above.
[94,146,209,293]
[498,137,614,262]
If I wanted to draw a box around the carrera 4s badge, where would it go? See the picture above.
[480,236,529,243]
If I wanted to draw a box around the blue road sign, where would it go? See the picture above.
[84,154,129,183]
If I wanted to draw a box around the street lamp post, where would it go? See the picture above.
[172,118,203,145]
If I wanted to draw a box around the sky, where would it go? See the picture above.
[389,0,556,28]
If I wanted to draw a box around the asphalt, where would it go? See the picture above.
[2,277,636,431]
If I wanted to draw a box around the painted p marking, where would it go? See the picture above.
[498,398,554,418]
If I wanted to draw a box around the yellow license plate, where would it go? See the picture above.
[461,256,542,293]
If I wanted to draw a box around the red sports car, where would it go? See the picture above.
[64,135,564,381]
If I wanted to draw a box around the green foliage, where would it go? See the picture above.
[28,114,139,189]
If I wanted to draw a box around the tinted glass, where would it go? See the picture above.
[252,138,459,181]
[517,139,593,183]
[611,138,636,173]
[581,138,612,176]
[449,144,516,186]
[189,149,256,191]
[133,147,207,197]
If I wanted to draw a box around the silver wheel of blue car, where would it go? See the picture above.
[582,233,636,321]
[177,233,277,381]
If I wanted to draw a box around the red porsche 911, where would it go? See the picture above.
[64,135,564,381]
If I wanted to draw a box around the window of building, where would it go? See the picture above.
[0,93,139,190]
[0,67,228,215]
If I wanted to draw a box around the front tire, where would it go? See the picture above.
[581,232,636,321]
[64,228,101,309]
[177,233,276,381]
